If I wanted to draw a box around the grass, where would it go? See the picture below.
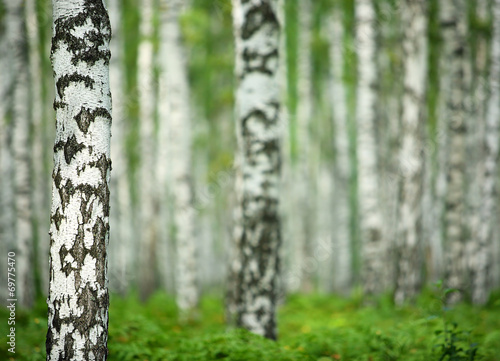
[1,288,499,360]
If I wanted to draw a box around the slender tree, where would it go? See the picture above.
[46,1,112,359]
[231,0,282,340]
[329,6,352,295]
[470,0,500,305]
[355,0,386,296]
[394,0,428,305]
[440,0,469,304]
[137,0,159,301]
[159,0,199,313]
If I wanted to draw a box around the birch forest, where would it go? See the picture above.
[1,0,500,360]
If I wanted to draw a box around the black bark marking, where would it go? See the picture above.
[74,107,112,134]
[56,73,95,99]
[64,135,86,164]
[242,48,278,76]
[64,333,75,360]
[241,2,278,40]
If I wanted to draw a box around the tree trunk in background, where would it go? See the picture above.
[394,0,428,305]
[231,0,282,340]
[159,0,199,313]
[470,0,500,305]
[0,1,15,305]
[355,0,386,296]
[441,0,468,304]
[26,0,47,298]
[138,0,158,302]
[46,1,111,359]
[108,0,134,295]
[329,8,352,295]
[7,0,35,308]
[293,0,314,292]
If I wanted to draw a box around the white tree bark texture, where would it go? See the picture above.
[440,0,469,304]
[231,0,282,340]
[47,1,112,359]
[355,0,387,296]
[394,0,428,305]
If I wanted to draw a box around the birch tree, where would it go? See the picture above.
[470,0,500,305]
[231,0,282,340]
[159,0,199,313]
[107,0,134,295]
[137,0,159,301]
[441,0,469,304]
[394,0,428,305]
[7,0,35,308]
[329,6,352,294]
[46,1,112,359]
[355,0,386,296]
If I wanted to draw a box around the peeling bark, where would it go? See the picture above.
[394,0,428,305]
[231,0,282,340]
[47,1,112,359]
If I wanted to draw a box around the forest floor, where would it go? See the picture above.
[1,287,499,360]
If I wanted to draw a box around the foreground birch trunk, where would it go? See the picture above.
[159,0,199,313]
[46,1,112,359]
[355,0,386,296]
[231,0,282,340]
[394,0,428,305]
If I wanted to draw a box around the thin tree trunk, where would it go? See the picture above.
[470,0,500,305]
[441,0,469,304]
[108,0,134,295]
[355,0,386,296]
[159,0,199,313]
[7,0,35,308]
[137,0,158,301]
[231,0,282,340]
[46,1,112,359]
[394,0,428,305]
[329,8,352,295]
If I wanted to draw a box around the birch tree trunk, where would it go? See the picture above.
[7,0,35,308]
[329,8,352,295]
[107,0,134,295]
[441,0,469,304]
[394,0,428,305]
[231,0,282,340]
[137,0,158,301]
[159,0,199,313]
[355,0,386,296]
[470,0,500,305]
[46,1,112,359]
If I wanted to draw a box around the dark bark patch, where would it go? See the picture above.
[74,107,112,134]
[64,333,75,360]
[64,135,86,164]
[241,2,278,40]
[56,73,95,99]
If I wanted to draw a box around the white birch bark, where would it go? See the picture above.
[231,0,282,340]
[47,0,112,359]
[137,0,158,301]
[394,0,428,305]
[355,0,386,296]
[158,0,199,313]
[107,0,134,295]
[26,0,50,297]
[470,0,500,305]
[329,8,352,295]
[7,0,35,308]
[441,0,469,304]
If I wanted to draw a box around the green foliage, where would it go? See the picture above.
[2,290,499,361]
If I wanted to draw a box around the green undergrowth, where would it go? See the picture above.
[1,289,499,360]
